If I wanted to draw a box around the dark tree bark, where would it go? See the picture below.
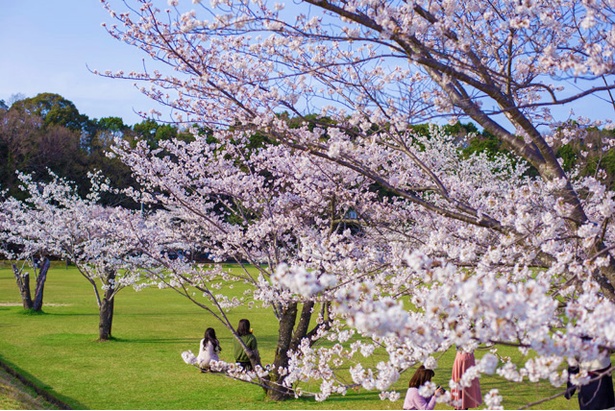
[98,270,116,341]
[32,258,50,311]
[13,257,50,311]
[13,264,33,310]
[290,301,314,352]
[266,303,299,400]
[261,301,332,401]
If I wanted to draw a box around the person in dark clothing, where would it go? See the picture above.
[565,355,615,410]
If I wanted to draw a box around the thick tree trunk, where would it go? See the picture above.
[13,264,33,310]
[32,258,50,311]
[98,293,115,341]
[266,303,299,401]
[290,302,314,352]
[12,258,51,311]
[98,271,116,341]
[263,302,324,401]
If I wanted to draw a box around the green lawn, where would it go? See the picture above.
[0,262,578,409]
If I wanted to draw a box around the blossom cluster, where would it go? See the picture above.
[57,0,615,405]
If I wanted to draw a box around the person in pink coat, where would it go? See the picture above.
[451,348,482,409]
[403,365,445,410]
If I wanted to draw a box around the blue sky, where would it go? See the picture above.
[0,1,161,125]
[2,1,614,128]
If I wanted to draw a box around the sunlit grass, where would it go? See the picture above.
[0,262,576,409]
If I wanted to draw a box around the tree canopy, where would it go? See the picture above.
[5,0,615,406]
[92,0,615,406]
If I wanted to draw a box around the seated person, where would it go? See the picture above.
[233,319,258,371]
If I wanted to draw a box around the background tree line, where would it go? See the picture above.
[0,92,194,207]
[2,93,615,209]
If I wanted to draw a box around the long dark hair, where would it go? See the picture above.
[408,365,435,388]
[203,327,221,352]
[237,319,251,336]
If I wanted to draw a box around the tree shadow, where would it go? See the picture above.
[111,337,196,344]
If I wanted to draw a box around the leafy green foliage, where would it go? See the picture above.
[553,128,615,189]
[10,93,91,133]
[132,119,194,149]
[557,144,577,172]
[461,127,539,177]
[462,130,503,159]
[0,94,197,207]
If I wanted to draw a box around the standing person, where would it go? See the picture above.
[565,354,615,410]
[197,327,221,372]
[233,318,258,371]
[403,365,445,410]
[451,348,482,409]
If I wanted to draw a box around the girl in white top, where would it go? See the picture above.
[197,327,221,371]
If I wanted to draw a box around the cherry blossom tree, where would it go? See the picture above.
[112,133,385,399]
[0,194,51,312]
[0,172,147,340]
[99,0,615,407]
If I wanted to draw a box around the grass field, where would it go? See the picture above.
[0,262,580,409]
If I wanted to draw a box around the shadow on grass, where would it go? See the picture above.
[0,355,87,410]
[40,334,197,345]
[112,336,196,344]
[18,309,48,316]
[300,392,381,404]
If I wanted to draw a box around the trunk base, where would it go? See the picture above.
[263,376,294,401]
[13,258,50,312]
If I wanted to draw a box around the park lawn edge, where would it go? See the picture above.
[0,358,65,410]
